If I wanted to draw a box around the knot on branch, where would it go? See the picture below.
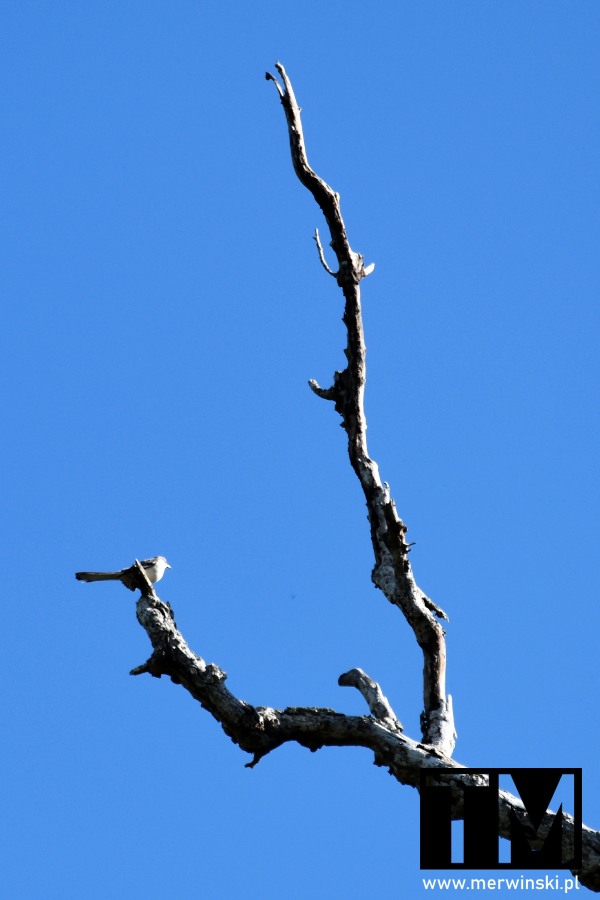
[130,647,171,679]
[333,252,375,286]
[336,257,361,287]
[205,662,227,684]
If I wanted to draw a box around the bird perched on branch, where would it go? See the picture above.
[75,556,171,591]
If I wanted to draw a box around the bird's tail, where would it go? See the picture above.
[75,570,124,583]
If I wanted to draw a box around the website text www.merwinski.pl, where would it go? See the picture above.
[422,874,580,892]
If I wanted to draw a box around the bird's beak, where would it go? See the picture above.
[166,563,171,568]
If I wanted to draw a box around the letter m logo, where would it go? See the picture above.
[420,768,582,870]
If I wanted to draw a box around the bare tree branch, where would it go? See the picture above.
[121,63,600,891]
[266,61,454,754]
[131,593,600,890]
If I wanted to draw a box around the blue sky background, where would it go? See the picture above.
[2,2,599,897]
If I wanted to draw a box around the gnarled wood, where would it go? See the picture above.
[131,593,600,890]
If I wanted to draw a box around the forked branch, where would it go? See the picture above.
[125,63,600,890]
[131,593,600,890]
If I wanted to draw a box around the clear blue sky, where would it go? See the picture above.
[2,2,599,897]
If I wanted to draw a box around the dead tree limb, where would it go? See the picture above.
[266,61,454,754]
[126,63,600,890]
[131,593,600,890]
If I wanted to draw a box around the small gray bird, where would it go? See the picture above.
[75,556,171,591]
